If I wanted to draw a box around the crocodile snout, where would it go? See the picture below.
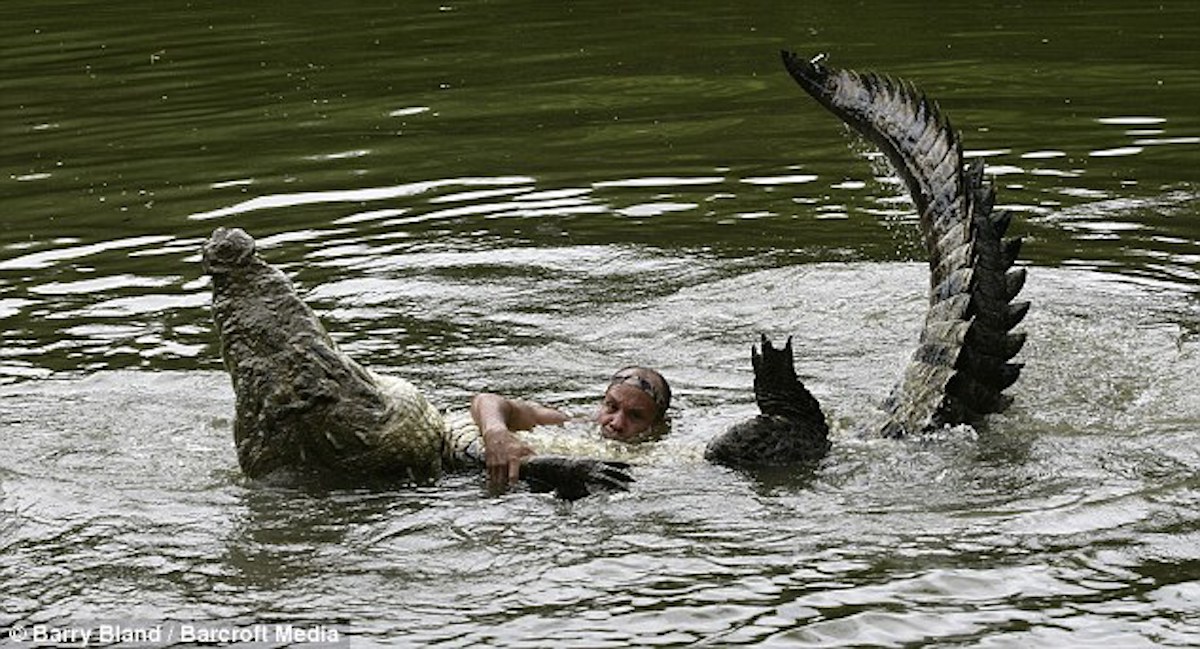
[202,227,256,275]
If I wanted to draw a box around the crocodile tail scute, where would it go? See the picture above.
[781,51,1027,437]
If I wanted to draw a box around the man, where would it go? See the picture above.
[471,366,671,488]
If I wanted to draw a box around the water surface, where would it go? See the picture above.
[3,0,1200,646]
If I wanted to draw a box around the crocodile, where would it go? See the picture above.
[202,52,1026,479]
[202,226,631,499]
[705,51,1028,467]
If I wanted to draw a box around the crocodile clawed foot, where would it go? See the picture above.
[519,455,634,501]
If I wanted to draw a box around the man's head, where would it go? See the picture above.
[598,366,671,442]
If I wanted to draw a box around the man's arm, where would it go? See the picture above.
[470,393,568,488]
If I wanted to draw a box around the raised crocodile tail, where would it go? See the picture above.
[781,51,1028,437]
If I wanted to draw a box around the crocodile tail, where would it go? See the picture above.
[781,51,1027,437]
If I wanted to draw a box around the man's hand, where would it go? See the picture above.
[472,393,570,491]
[482,426,535,489]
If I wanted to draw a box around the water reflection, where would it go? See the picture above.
[187,176,536,221]
[3,0,1200,643]
[3,134,1198,379]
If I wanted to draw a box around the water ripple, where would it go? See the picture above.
[187,176,535,221]
[0,236,176,271]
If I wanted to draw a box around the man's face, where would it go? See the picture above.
[597,384,658,441]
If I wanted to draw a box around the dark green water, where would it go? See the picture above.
[3,1,1199,646]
